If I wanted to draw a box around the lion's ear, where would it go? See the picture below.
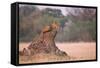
[51,21,60,29]
[52,21,57,24]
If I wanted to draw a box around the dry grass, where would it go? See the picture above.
[19,53,70,64]
[19,42,96,64]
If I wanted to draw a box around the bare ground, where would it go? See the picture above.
[19,42,96,64]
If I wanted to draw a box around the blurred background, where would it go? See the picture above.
[19,4,96,43]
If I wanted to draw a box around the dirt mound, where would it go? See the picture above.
[19,22,68,56]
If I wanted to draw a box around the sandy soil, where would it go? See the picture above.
[19,42,96,63]
[56,42,96,60]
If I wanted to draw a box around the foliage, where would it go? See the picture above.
[19,5,96,42]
